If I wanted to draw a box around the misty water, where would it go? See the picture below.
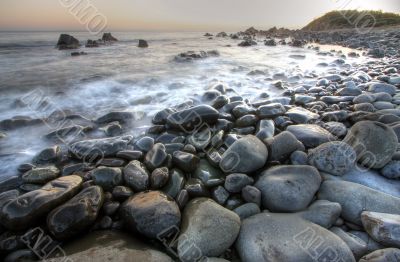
[0,31,371,180]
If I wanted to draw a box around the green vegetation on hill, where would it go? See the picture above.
[302,10,400,31]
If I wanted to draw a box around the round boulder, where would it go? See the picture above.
[255,165,321,212]
[120,191,181,239]
[308,141,356,176]
[343,121,397,169]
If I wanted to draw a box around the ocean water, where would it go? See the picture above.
[0,31,370,180]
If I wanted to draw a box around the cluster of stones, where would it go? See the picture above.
[1,37,400,262]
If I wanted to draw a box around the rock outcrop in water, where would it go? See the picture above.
[102,32,118,42]
[56,34,80,50]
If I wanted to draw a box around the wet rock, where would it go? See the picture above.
[0,175,82,230]
[166,105,219,131]
[92,167,123,191]
[116,150,143,161]
[22,165,60,184]
[257,103,286,118]
[308,141,356,176]
[220,135,267,174]
[318,180,400,225]
[144,143,168,171]
[47,186,104,240]
[233,203,260,220]
[112,186,134,201]
[70,136,132,160]
[95,111,134,124]
[123,160,149,192]
[49,230,172,262]
[359,248,400,262]
[56,34,80,49]
[177,198,240,260]
[138,39,148,48]
[211,186,229,205]
[98,157,127,167]
[238,39,257,47]
[134,137,154,153]
[236,213,355,262]
[102,33,118,42]
[172,151,200,173]
[286,107,319,124]
[152,108,175,125]
[362,211,400,248]
[343,121,397,169]
[120,191,181,239]
[286,124,336,148]
[184,178,209,198]
[62,163,87,176]
[224,173,254,193]
[32,146,61,165]
[162,169,186,198]
[265,131,305,162]
[150,167,169,189]
[294,95,316,105]
[255,165,321,212]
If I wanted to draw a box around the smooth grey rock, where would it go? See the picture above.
[265,131,305,162]
[368,83,397,95]
[362,211,400,248]
[144,143,168,171]
[330,227,370,260]
[257,103,286,118]
[241,185,261,206]
[120,191,181,239]
[150,167,169,189]
[290,150,308,165]
[70,136,132,160]
[308,141,356,176]
[381,161,400,179]
[177,198,240,260]
[236,213,355,262]
[318,180,400,225]
[0,176,82,230]
[167,105,219,131]
[255,165,321,212]
[233,203,260,220]
[220,135,267,174]
[286,107,319,124]
[322,121,348,138]
[286,124,336,148]
[92,166,123,191]
[255,119,275,140]
[297,200,342,228]
[47,186,104,240]
[343,121,397,169]
[22,165,60,184]
[224,173,254,193]
[339,166,400,198]
[172,151,200,173]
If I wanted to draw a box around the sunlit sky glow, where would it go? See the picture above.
[0,0,399,31]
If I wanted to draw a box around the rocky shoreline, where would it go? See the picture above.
[0,28,400,262]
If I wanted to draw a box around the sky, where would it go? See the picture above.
[0,0,399,32]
